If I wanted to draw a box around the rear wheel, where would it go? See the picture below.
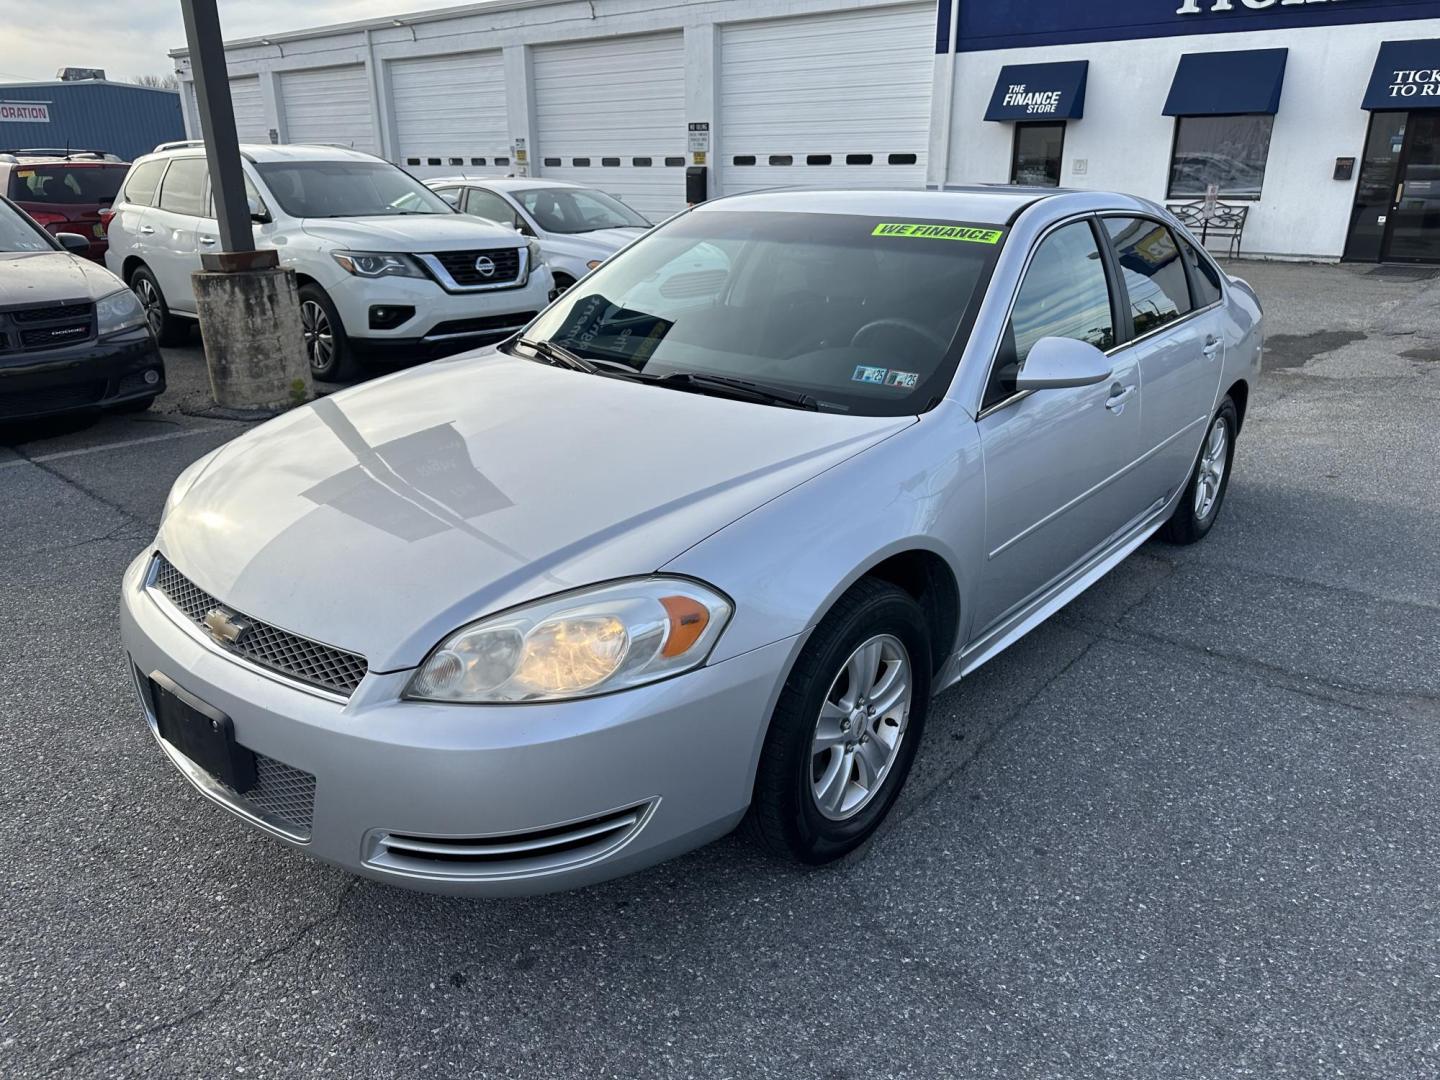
[1158,397,1238,545]
[748,578,931,865]
[298,284,352,382]
[129,266,188,347]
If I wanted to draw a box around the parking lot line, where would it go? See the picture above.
[0,426,227,469]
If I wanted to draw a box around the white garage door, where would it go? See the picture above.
[719,4,933,196]
[533,32,685,221]
[183,78,268,143]
[389,51,508,179]
[280,65,377,154]
[229,77,269,143]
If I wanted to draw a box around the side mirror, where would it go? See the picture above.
[55,232,91,254]
[1014,336,1112,392]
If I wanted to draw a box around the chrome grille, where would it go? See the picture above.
[151,554,368,697]
[367,803,654,880]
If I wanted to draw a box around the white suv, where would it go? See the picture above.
[104,144,553,380]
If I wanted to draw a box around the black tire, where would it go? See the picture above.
[297,283,352,382]
[128,265,188,347]
[552,272,577,294]
[748,578,932,865]
[1157,396,1238,545]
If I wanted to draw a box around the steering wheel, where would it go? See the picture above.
[850,318,949,353]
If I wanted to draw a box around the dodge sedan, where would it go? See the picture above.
[120,188,1261,895]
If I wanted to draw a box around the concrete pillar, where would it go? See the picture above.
[504,45,536,177]
[259,70,284,143]
[192,268,313,411]
[684,24,719,201]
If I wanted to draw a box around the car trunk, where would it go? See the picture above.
[8,161,127,261]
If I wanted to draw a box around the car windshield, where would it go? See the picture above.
[8,163,126,205]
[0,200,55,252]
[518,210,1004,417]
[253,160,455,218]
[513,187,650,233]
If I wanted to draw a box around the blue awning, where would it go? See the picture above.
[1363,39,1440,110]
[984,61,1089,122]
[1163,49,1288,116]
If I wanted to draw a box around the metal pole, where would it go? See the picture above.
[179,0,257,264]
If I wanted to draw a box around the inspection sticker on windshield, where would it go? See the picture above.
[885,370,919,389]
[852,365,888,385]
[871,223,1004,244]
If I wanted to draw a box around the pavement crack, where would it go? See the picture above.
[13,451,154,532]
[51,877,360,1072]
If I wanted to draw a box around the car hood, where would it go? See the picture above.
[299,215,522,251]
[0,250,121,301]
[159,351,911,671]
[543,226,647,258]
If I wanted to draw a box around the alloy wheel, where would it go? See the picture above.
[1194,415,1229,520]
[134,277,163,337]
[300,300,333,373]
[810,634,912,821]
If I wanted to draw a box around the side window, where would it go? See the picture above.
[1103,217,1193,336]
[1180,238,1223,307]
[204,175,267,219]
[121,159,167,207]
[156,158,208,217]
[430,185,461,208]
[986,220,1115,410]
[464,188,517,226]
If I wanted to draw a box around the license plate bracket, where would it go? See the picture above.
[149,672,257,794]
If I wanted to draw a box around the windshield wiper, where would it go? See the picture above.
[516,336,599,374]
[656,372,819,411]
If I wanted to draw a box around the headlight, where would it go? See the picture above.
[96,288,148,336]
[405,578,732,704]
[526,238,542,267]
[331,251,426,279]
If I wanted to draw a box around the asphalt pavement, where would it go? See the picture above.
[2,261,1439,1079]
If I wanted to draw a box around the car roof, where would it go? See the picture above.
[694,186,1152,226]
[425,176,589,192]
[138,143,384,166]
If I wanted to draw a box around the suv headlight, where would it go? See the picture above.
[331,251,426,279]
[525,238,542,267]
[96,288,148,336]
[405,578,732,704]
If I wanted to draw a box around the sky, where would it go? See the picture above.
[0,0,429,84]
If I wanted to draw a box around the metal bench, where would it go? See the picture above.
[1166,201,1249,260]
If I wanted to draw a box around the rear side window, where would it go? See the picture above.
[1181,238,1223,307]
[987,220,1115,409]
[121,159,167,207]
[11,163,125,205]
[1103,217,1193,336]
[157,158,208,217]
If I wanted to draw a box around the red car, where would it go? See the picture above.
[0,149,129,263]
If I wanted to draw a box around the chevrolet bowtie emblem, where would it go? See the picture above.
[203,607,248,645]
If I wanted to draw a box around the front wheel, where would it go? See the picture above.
[1158,396,1238,545]
[297,284,352,382]
[748,578,931,865]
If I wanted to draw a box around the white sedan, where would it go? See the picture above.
[426,176,649,291]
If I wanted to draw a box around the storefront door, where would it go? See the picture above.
[1345,111,1440,264]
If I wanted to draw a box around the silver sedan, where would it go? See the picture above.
[120,188,1262,895]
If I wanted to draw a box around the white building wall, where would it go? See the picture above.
[945,20,1440,260]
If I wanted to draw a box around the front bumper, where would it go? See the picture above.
[119,550,797,896]
[0,330,165,421]
[328,264,552,362]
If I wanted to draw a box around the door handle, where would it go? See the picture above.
[1202,336,1221,360]
[139,225,155,235]
[1105,383,1136,413]
[199,236,217,246]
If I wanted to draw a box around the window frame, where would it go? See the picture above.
[978,213,1125,417]
[1166,113,1274,203]
[1009,121,1067,188]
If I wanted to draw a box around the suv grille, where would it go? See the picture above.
[432,247,522,287]
[151,555,368,698]
[1,301,94,352]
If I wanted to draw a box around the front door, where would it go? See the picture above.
[1345,111,1440,264]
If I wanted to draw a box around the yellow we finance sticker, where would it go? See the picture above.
[872,223,1004,244]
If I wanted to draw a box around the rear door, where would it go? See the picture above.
[148,157,209,312]
[974,217,1144,635]
[1100,216,1222,503]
